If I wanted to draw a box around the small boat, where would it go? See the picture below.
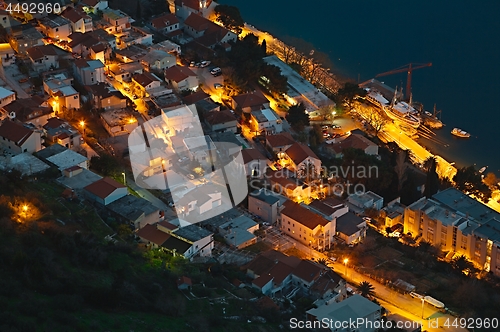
[478,166,487,174]
[451,128,470,138]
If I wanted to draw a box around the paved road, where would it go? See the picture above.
[279,234,466,332]
[0,66,29,98]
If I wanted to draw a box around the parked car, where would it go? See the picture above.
[187,174,195,180]
[210,67,221,75]
[214,83,223,89]
[189,61,196,67]
[200,60,211,68]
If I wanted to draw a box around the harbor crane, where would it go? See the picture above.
[376,63,432,101]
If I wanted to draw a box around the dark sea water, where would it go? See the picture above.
[224,0,500,175]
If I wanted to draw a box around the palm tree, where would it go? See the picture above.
[358,281,375,298]
[317,258,328,266]
[452,255,475,276]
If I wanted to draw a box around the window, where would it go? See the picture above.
[55,28,59,32]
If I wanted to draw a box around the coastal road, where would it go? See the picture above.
[279,235,466,332]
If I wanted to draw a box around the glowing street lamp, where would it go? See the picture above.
[23,205,28,212]
[80,120,86,136]
[122,172,126,186]
[344,258,349,276]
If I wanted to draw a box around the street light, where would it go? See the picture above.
[421,298,425,319]
[344,258,349,276]
[122,172,126,186]
[80,120,86,136]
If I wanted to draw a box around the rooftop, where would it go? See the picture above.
[46,149,88,171]
[232,91,268,109]
[100,109,137,127]
[264,55,334,112]
[0,153,50,175]
[307,294,381,322]
[285,142,319,165]
[164,65,196,83]
[336,212,364,236]
[241,148,267,164]
[328,134,378,154]
[281,200,329,230]
[26,45,58,60]
[205,110,236,126]
[173,224,212,242]
[137,224,171,246]
[266,132,295,148]
[133,72,161,88]
[39,15,70,29]
[107,195,159,221]
[249,188,281,206]
[432,187,500,223]
[0,87,14,99]
[140,49,174,63]
[0,120,34,145]
[150,13,179,29]
[84,177,126,199]
[252,108,280,123]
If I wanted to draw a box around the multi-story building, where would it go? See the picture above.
[280,200,336,250]
[404,188,500,277]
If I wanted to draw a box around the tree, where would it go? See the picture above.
[335,82,367,111]
[394,150,409,191]
[451,255,475,276]
[214,5,244,35]
[260,63,287,95]
[317,258,327,266]
[424,157,440,198]
[453,165,491,202]
[260,39,267,55]
[286,103,309,130]
[366,110,387,135]
[358,281,375,298]
[483,172,498,189]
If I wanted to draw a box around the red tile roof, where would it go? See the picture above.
[43,117,66,130]
[285,142,319,165]
[137,224,171,246]
[292,260,322,283]
[232,92,268,109]
[133,72,160,88]
[61,6,86,23]
[205,110,236,126]
[151,13,179,29]
[158,220,178,231]
[252,273,273,288]
[326,134,377,154]
[26,45,57,60]
[0,120,33,146]
[266,133,295,148]
[164,65,196,83]
[241,148,267,164]
[281,201,329,230]
[182,90,210,104]
[84,177,126,199]
[184,13,210,32]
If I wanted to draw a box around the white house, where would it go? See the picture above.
[60,6,93,34]
[100,109,138,137]
[149,13,180,35]
[140,49,176,72]
[307,295,382,332]
[164,65,198,92]
[0,87,15,108]
[280,200,336,251]
[102,9,131,33]
[74,59,105,85]
[81,0,109,14]
[283,142,322,179]
[0,120,42,154]
[26,45,59,73]
[204,110,237,133]
[219,215,259,249]
[38,15,72,41]
[132,72,162,98]
[336,212,367,245]
[348,191,384,212]
[248,188,286,224]
[46,149,89,171]
[251,108,283,135]
[175,184,222,218]
[241,148,270,178]
[84,177,128,205]
[168,223,214,259]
